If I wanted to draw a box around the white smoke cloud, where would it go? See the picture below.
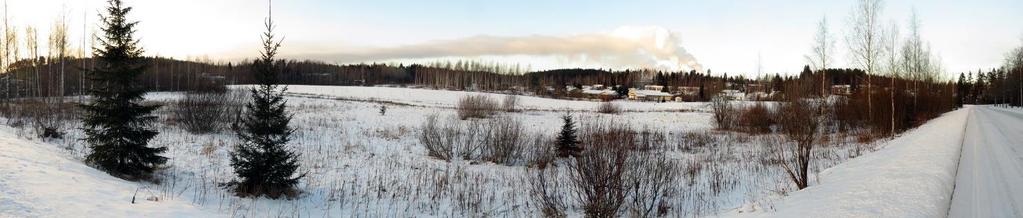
[298,26,703,72]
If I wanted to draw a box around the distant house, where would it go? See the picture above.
[629,87,674,102]
[675,86,700,96]
[566,84,619,100]
[746,84,771,94]
[583,88,619,101]
[831,85,852,95]
[643,85,665,92]
[747,91,775,100]
[718,89,745,100]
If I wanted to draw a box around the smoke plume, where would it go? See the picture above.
[299,26,702,72]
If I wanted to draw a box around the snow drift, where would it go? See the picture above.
[0,127,220,217]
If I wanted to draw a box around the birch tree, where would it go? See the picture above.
[50,11,70,97]
[901,11,930,110]
[5,25,17,98]
[882,21,900,136]
[847,0,884,122]
[807,17,834,97]
[25,26,38,97]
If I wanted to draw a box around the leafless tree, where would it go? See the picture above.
[847,0,884,122]
[1,1,10,100]
[6,28,17,98]
[25,26,39,97]
[882,21,901,136]
[901,11,933,110]
[807,16,834,97]
[1007,39,1023,105]
[49,9,70,97]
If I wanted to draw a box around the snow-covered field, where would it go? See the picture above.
[5,85,995,217]
[284,85,712,112]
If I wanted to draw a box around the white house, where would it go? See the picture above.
[629,88,674,102]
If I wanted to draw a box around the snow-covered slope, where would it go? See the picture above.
[0,127,220,218]
[733,107,972,217]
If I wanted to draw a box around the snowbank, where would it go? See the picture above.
[0,128,221,218]
[733,107,971,217]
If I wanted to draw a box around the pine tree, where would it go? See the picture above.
[229,2,303,198]
[698,75,706,101]
[555,114,582,158]
[956,73,966,108]
[81,0,165,180]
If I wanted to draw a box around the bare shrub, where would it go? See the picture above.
[419,115,458,160]
[569,120,634,217]
[711,96,737,130]
[595,101,621,114]
[481,117,524,165]
[621,130,679,216]
[32,102,76,139]
[527,120,686,217]
[625,145,681,217]
[455,119,491,160]
[419,114,527,165]
[457,94,498,120]
[738,102,774,134]
[1,99,80,139]
[635,127,667,151]
[774,99,826,189]
[528,166,567,218]
[677,131,713,152]
[171,90,245,134]
[502,95,520,112]
[526,133,556,168]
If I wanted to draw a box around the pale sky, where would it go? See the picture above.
[7,0,1023,77]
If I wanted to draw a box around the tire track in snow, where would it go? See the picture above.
[948,106,1023,218]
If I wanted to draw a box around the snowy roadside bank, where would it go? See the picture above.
[731,107,972,217]
[0,127,221,218]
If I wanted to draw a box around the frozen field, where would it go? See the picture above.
[3,86,982,217]
[282,85,712,112]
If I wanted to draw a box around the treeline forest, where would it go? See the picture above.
[4,45,1020,137]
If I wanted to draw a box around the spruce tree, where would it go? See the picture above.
[555,114,582,158]
[81,0,165,180]
[229,5,303,198]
